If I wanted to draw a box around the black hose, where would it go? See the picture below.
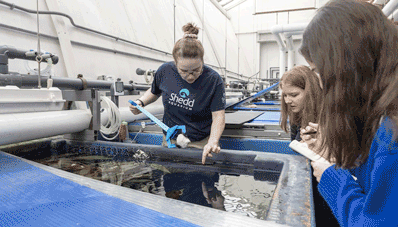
[0,73,150,91]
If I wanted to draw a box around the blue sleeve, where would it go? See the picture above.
[210,78,226,112]
[318,122,398,227]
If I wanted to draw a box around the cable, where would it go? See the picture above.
[0,0,171,56]
[99,96,121,140]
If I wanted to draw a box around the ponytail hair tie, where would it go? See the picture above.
[183,33,198,39]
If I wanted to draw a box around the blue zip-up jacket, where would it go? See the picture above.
[318,116,398,226]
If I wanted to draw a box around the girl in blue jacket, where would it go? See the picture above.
[299,0,398,226]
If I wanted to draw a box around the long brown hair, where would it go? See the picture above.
[299,0,398,168]
[279,65,323,133]
[172,23,204,62]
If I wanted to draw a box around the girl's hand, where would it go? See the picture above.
[301,122,319,150]
[311,161,333,182]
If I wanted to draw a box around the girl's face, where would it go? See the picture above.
[176,57,203,84]
[282,83,305,113]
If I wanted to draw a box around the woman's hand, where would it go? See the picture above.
[300,122,319,149]
[129,101,143,115]
[301,122,325,152]
[202,140,221,164]
[311,161,333,182]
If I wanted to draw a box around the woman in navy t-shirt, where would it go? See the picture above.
[130,23,226,164]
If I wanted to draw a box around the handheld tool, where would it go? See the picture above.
[128,100,186,148]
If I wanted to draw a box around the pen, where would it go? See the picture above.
[302,131,317,135]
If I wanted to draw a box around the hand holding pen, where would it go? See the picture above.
[300,122,319,149]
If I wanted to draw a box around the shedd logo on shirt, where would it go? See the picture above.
[168,88,195,110]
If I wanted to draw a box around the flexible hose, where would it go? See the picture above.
[100,96,121,140]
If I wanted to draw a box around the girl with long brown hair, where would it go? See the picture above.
[300,0,398,226]
[280,65,339,226]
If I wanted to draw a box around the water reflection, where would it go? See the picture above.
[164,172,225,210]
[13,145,278,220]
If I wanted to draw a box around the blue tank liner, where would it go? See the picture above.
[252,101,280,105]
[0,152,199,227]
[248,111,281,125]
[0,139,312,227]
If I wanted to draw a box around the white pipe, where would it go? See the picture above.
[0,110,91,146]
[209,0,231,19]
[105,98,241,125]
[284,31,304,37]
[382,0,398,16]
[285,35,295,70]
[279,50,287,77]
[271,23,308,77]
[270,23,309,36]
[273,33,287,51]
[101,105,165,125]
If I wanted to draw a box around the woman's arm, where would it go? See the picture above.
[201,110,225,164]
[317,142,398,226]
[129,88,160,115]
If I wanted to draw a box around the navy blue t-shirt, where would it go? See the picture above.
[151,61,226,142]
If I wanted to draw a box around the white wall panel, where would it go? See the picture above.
[237,0,255,33]
[260,42,282,79]
[226,23,239,73]
[256,0,315,13]
[255,14,277,31]
[238,34,256,75]
[294,39,308,67]
[227,5,240,34]
[287,10,316,24]
[0,0,253,87]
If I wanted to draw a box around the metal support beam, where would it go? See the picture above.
[209,0,231,19]
[62,89,101,141]
[44,0,77,78]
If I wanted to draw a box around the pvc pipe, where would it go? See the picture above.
[284,31,304,37]
[0,73,150,91]
[273,33,287,51]
[0,110,91,146]
[279,50,286,77]
[102,105,165,125]
[0,45,59,63]
[383,0,398,16]
[270,23,309,36]
[271,23,308,78]
[112,98,241,124]
[285,35,295,70]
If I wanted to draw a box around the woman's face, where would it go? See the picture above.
[176,57,203,84]
[282,83,305,113]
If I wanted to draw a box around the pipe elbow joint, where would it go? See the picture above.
[0,45,17,56]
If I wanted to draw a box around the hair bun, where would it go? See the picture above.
[183,23,200,35]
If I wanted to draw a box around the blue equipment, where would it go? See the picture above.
[128,100,186,148]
